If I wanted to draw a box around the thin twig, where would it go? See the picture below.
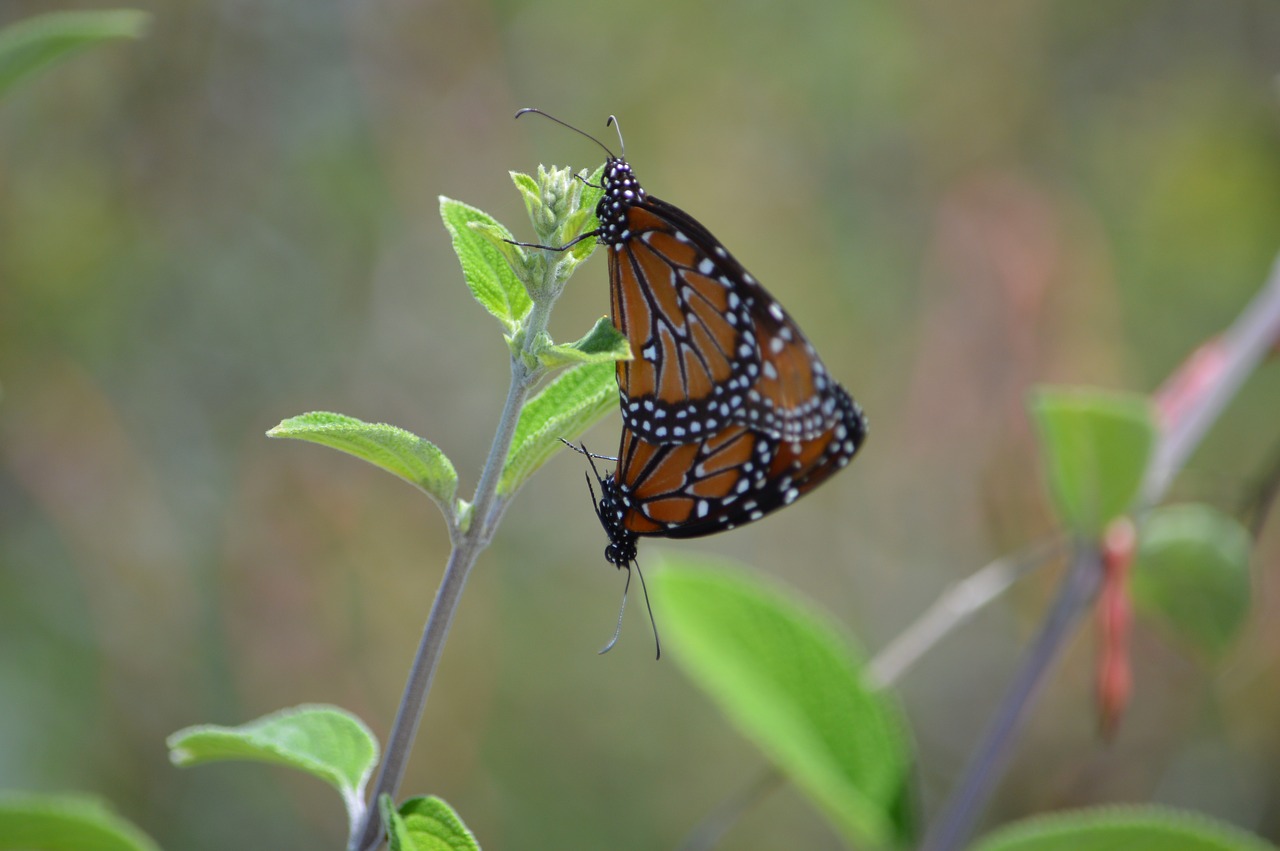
[918,543,1101,851]
[867,538,1064,689]
[674,769,786,851]
[1144,251,1280,503]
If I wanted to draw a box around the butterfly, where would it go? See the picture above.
[518,109,867,652]
[519,107,866,526]
[588,388,865,566]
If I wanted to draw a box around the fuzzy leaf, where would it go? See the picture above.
[0,793,160,851]
[0,10,150,99]
[440,197,531,331]
[469,220,530,288]
[649,557,914,849]
[1131,503,1253,659]
[498,362,616,496]
[268,412,457,511]
[168,704,378,832]
[577,163,606,226]
[970,805,1278,851]
[538,316,631,368]
[510,170,543,229]
[564,162,606,262]
[382,795,481,851]
[1030,388,1156,536]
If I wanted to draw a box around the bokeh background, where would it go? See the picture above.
[3,1,1280,848]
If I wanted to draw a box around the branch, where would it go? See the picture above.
[867,538,1064,688]
[920,249,1280,851]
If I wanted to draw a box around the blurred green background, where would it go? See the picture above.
[3,1,1280,848]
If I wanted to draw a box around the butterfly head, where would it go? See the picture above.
[596,158,646,248]
[604,537,637,570]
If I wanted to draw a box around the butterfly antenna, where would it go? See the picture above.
[581,444,604,483]
[605,114,626,160]
[598,566,632,655]
[515,108,616,159]
[558,437,618,464]
[634,558,661,660]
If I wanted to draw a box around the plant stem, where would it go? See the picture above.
[1143,250,1280,503]
[918,543,1101,851]
[350,275,560,851]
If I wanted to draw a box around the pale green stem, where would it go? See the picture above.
[350,262,560,851]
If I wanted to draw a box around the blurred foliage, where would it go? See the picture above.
[2,1,1279,849]
[0,9,149,98]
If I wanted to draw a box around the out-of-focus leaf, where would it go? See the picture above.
[648,556,914,849]
[382,795,481,851]
[0,10,150,99]
[168,704,378,831]
[498,362,616,496]
[970,805,1278,851]
[268,412,458,513]
[1131,503,1252,659]
[1030,388,1156,536]
[0,793,160,851]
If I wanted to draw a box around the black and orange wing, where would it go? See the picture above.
[593,383,866,565]
[607,188,856,446]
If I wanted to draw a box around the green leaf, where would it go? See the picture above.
[468,220,531,290]
[561,162,606,263]
[382,795,481,851]
[0,794,160,851]
[1131,503,1253,659]
[498,361,617,496]
[538,316,632,368]
[268,412,458,512]
[440,197,532,332]
[1029,387,1156,536]
[648,557,914,849]
[510,170,545,234]
[0,10,150,100]
[969,805,1278,851]
[168,704,378,831]
[577,163,607,230]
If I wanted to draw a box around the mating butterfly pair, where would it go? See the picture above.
[518,109,867,578]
